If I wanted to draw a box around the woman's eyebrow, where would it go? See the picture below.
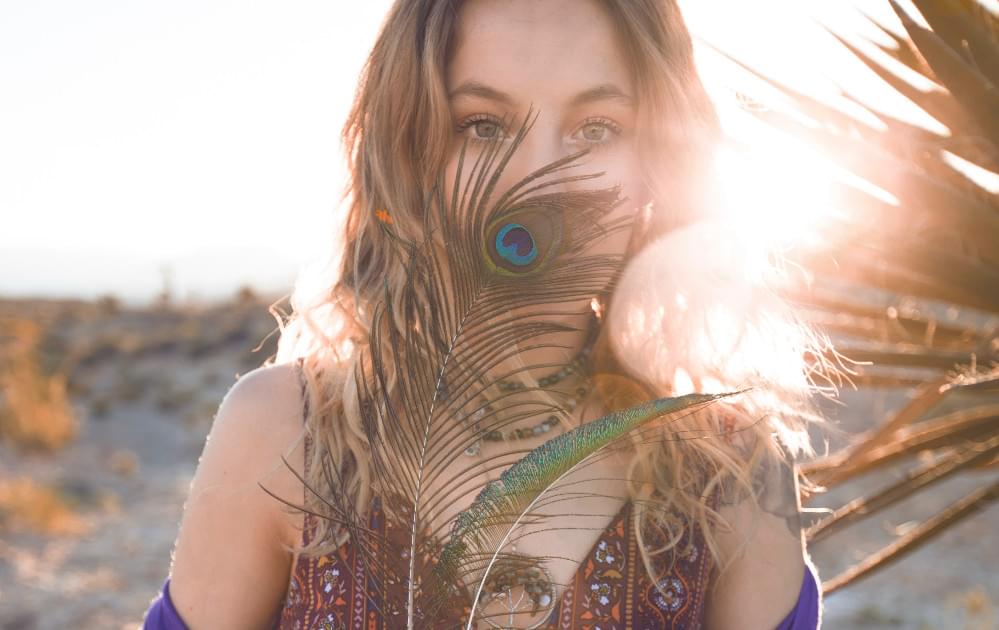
[569,83,633,107]
[448,80,516,105]
[448,81,633,108]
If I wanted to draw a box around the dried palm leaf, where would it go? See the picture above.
[708,0,999,594]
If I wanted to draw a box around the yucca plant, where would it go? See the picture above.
[710,0,999,596]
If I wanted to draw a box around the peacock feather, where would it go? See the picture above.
[285,108,740,629]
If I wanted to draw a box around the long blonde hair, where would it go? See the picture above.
[271,0,833,590]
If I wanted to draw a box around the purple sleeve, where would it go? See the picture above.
[142,578,190,630]
[774,565,820,630]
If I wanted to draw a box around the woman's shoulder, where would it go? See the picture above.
[215,362,312,547]
[165,362,311,628]
[221,361,307,417]
[703,452,811,629]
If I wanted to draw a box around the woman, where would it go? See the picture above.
[144,0,825,628]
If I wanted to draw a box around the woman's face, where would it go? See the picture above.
[445,0,647,262]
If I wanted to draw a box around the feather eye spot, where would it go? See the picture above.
[495,223,538,267]
[484,209,562,277]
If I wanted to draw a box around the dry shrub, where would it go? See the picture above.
[95,294,121,316]
[948,585,995,629]
[89,394,113,419]
[234,284,259,305]
[183,398,219,430]
[0,476,90,536]
[0,317,78,452]
[107,448,139,478]
[153,377,195,412]
[112,367,150,403]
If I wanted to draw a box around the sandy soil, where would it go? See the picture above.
[808,388,998,630]
[0,338,255,629]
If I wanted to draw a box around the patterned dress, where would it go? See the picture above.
[274,432,715,629]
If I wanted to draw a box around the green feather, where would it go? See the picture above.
[433,391,738,626]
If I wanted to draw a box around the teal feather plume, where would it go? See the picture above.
[434,390,737,627]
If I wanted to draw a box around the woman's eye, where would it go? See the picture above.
[581,123,610,142]
[472,120,501,140]
[457,116,508,142]
[573,119,621,145]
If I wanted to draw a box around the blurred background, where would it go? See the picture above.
[1,1,997,628]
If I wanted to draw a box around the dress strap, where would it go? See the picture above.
[293,357,312,464]
[292,358,316,546]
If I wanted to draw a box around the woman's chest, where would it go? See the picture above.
[437,453,633,628]
[430,445,632,581]
[276,486,715,630]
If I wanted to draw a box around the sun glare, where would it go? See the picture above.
[682,0,922,265]
[708,106,841,255]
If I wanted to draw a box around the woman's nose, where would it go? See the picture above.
[495,115,580,193]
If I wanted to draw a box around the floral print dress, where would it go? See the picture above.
[275,432,715,630]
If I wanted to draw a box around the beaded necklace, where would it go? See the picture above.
[461,319,598,457]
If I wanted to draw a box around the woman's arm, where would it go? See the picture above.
[149,364,309,630]
[704,453,820,629]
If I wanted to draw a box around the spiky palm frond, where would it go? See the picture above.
[712,0,999,596]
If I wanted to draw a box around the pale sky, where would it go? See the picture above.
[0,0,923,305]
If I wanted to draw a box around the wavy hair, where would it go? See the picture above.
[271,0,836,593]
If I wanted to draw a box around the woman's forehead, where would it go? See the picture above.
[447,0,634,108]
